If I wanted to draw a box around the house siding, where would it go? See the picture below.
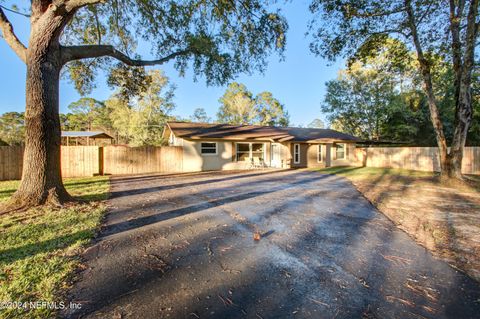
[180,138,274,172]
[290,143,308,168]
[169,132,358,171]
[181,139,237,171]
[290,142,357,169]
[331,143,357,167]
[306,144,327,168]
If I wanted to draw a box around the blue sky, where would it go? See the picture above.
[0,1,344,127]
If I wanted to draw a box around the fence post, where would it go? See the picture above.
[98,146,104,176]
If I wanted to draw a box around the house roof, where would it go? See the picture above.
[61,131,114,139]
[165,122,361,143]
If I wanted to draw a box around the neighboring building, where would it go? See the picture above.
[163,122,361,171]
[61,131,114,146]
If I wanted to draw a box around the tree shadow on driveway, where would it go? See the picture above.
[65,170,480,319]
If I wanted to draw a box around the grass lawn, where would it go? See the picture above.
[316,166,436,178]
[0,176,109,319]
[316,166,480,281]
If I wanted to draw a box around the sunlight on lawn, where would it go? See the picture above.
[316,166,436,179]
[0,176,109,319]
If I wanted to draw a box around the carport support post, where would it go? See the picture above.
[325,144,332,167]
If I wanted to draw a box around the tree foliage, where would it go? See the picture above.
[105,70,175,146]
[307,118,325,129]
[217,82,289,126]
[54,0,288,93]
[309,0,479,178]
[323,41,480,146]
[65,97,110,131]
[190,107,211,123]
[217,82,257,124]
[255,91,290,126]
[0,112,25,146]
[60,69,176,146]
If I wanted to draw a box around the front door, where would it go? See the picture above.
[271,143,282,168]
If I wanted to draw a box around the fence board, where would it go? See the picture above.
[102,145,183,175]
[0,145,476,181]
[354,146,480,175]
[0,146,23,180]
[0,146,102,180]
[61,146,100,178]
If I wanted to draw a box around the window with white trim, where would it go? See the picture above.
[200,142,217,155]
[294,144,300,164]
[335,143,346,160]
[235,143,265,161]
[317,144,323,162]
[236,143,250,161]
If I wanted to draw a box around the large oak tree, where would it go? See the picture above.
[309,0,479,180]
[0,0,287,208]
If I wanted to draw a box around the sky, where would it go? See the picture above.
[0,1,344,127]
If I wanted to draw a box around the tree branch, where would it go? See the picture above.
[60,44,192,66]
[449,0,463,109]
[0,7,27,63]
[0,5,30,17]
[349,7,405,19]
[64,0,105,12]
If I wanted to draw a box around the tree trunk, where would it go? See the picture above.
[8,46,71,208]
[405,0,452,178]
[443,0,478,180]
[446,88,472,180]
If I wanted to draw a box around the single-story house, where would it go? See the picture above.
[162,121,362,171]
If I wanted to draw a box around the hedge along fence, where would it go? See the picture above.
[0,145,184,181]
[354,147,480,175]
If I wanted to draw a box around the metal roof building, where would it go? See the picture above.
[61,131,114,145]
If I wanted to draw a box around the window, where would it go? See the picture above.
[335,143,346,160]
[201,142,217,155]
[169,134,175,145]
[294,144,300,164]
[236,143,265,161]
[236,143,250,161]
[251,143,264,161]
[317,144,323,162]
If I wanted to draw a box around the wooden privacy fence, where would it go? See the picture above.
[354,146,480,175]
[0,146,23,180]
[62,146,101,178]
[103,145,183,175]
[1,145,478,181]
[0,145,183,181]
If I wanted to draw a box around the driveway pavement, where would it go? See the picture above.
[65,170,480,319]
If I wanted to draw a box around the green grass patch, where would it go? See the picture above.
[0,176,109,319]
[315,166,480,192]
[315,166,436,179]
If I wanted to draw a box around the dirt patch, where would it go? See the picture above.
[348,174,480,282]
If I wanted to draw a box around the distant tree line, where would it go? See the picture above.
[187,82,290,127]
[0,80,290,146]
[0,70,175,146]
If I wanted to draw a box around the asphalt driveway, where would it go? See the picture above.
[66,170,480,319]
